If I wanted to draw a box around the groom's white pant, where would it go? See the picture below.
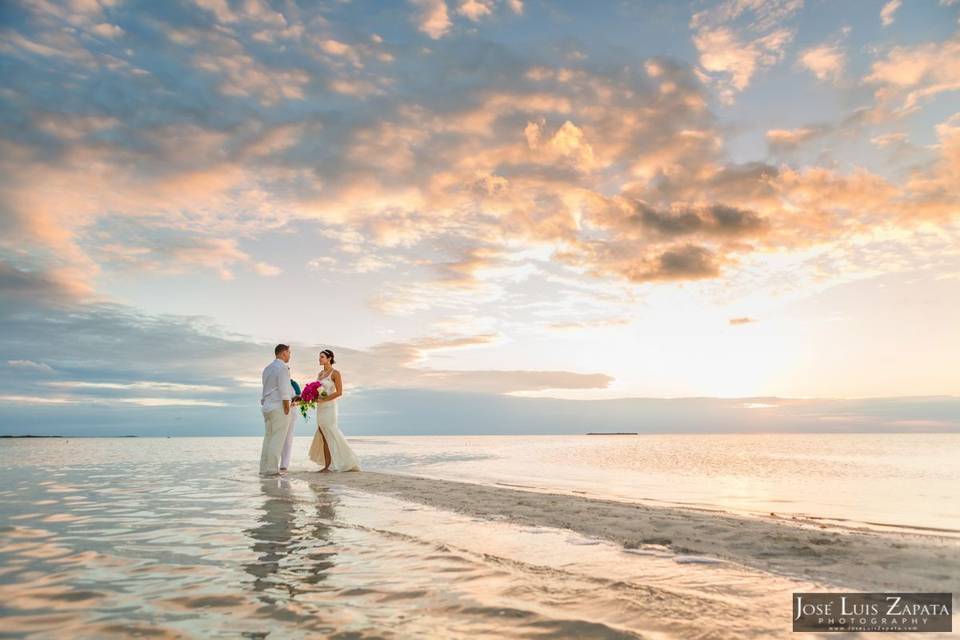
[280,409,298,469]
[260,408,287,475]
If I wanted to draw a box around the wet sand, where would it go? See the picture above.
[294,470,960,594]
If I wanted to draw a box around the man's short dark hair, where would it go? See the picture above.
[274,344,290,357]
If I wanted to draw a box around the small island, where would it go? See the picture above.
[585,432,638,435]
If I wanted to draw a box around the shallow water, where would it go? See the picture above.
[347,433,960,535]
[0,436,956,638]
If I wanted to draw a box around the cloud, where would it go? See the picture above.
[690,0,805,32]
[902,113,960,219]
[634,202,768,238]
[693,28,756,93]
[864,37,960,113]
[411,333,500,350]
[880,0,902,26]
[871,132,908,148]
[193,49,311,105]
[0,261,92,303]
[869,132,927,163]
[0,117,303,286]
[416,369,613,394]
[92,227,282,281]
[765,125,834,154]
[7,360,55,373]
[766,127,818,148]
[46,381,226,393]
[308,253,393,274]
[649,245,720,281]
[728,317,756,325]
[458,0,494,22]
[115,397,227,406]
[0,394,225,407]
[429,245,504,286]
[0,268,613,409]
[320,38,354,58]
[547,318,630,331]
[0,394,76,405]
[690,0,802,102]
[253,262,282,277]
[774,166,901,222]
[797,44,845,82]
[524,119,598,172]
[410,0,452,38]
[557,241,722,284]
[1,0,958,323]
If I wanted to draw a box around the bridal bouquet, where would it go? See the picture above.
[297,381,328,419]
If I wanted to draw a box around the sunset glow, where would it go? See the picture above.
[1,0,958,431]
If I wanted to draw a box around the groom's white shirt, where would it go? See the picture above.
[261,358,293,414]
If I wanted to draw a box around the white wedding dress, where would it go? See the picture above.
[308,372,361,472]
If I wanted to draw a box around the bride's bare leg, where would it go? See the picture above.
[319,430,331,471]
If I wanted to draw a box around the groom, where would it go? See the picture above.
[260,344,294,475]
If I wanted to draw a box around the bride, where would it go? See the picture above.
[308,349,361,472]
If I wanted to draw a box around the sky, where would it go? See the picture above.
[1,0,959,435]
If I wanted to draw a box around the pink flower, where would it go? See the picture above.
[300,381,321,403]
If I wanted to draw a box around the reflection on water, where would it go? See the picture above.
[1,437,956,638]
[244,477,339,610]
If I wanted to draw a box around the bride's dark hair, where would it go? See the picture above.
[320,349,335,364]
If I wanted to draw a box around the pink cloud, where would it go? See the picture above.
[865,37,960,113]
[410,0,451,39]
[797,44,845,82]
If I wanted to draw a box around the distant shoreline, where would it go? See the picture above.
[0,435,138,438]
[586,432,638,435]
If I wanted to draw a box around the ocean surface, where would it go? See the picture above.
[1,434,957,638]
[351,433,960,534]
